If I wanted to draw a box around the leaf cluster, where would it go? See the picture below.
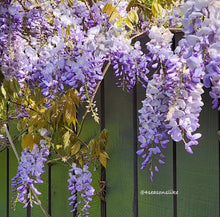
[127,0,177,19]
[89,129,109,168]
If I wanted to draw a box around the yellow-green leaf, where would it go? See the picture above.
[71,143,81,155]
[64,102,76,126]
[103,3,120,21]
[127,10,139,24]
[56,144,63,150]
[63,131,70,149]
[22,134,34,151]
[66,25,71,36]
[99,152,107,168]
[152,0,163,18]
[1,85,6,99]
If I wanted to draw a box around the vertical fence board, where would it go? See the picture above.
[79,104,101,217]
[0,150,7,216]
[137,83,173,217]
[51,164,72,217]
[105,71,134,217]
[177,90,218,217]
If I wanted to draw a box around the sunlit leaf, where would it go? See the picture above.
[71,143,81,155]
[103,3,120,21]
[152,0,163,18]
[63,131,70,150]
[127,10,139,24]
[99,152,107,168]
[22,134,34,151]
[56,144,63,150]
[66,25,71,36]
[0,85,6,99]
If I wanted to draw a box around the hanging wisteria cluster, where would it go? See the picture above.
[11,142,49,208]
[68,163,94,216]
[0,0,220,216]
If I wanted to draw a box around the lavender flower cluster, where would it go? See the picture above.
[11,141,49,208]
[180,0,220,110]
[137,23,204,179]
[137,0,220,180]
[0,0,146,101]
[68,163,94,216]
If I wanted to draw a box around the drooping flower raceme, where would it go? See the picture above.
[180,0,220,110]
[11,141,49,208]
[137,25,204,179]
[68,163,94,216]
[138,74,169,180]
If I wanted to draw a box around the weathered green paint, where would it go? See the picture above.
[137,83,173,217]
[105,71,134,217]
[51,163,72,217]
[0,150,7,216]
[177,90,218,217]
[79,103,101,217]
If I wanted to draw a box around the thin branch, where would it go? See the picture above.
[8,99,41,115]
[17,0,44,12]
[77,60,111,137]
[83,0,96,23]
[131,31,147,41]
[13,129,28,143]
[3,124,19,161]
[31,189,51,217]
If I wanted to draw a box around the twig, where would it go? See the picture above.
[8,99,41,115]
[3,124,19,161]
[131,31,147,41]
[83,0,96,23]
[31,189,51,217]
[77,60,111,137]
[17,0,44,11]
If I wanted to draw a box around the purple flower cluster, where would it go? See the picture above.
[137,74,169,180]
[165,55,204,154]
[0,0,149,102]
[137,25,204,179]
[180,0,220,110]
[110,35,149,90]
[11,141,49,208]
[68,163,94,216]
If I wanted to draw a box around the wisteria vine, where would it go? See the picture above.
[0,0,220,216]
